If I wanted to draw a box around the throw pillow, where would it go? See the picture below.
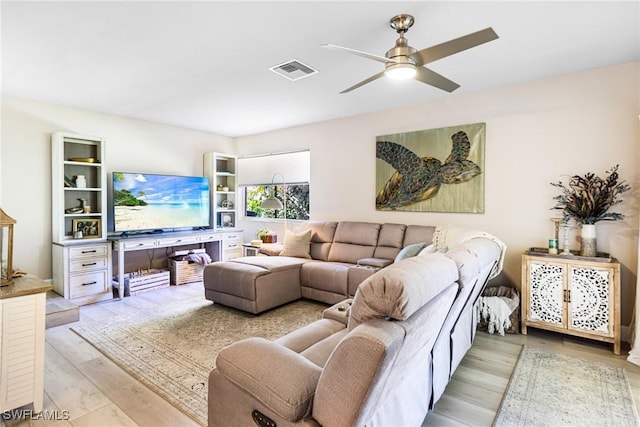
[280,229,312,259]
[394,242,427,263]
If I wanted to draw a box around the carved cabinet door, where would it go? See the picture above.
[568,265,614,337]
[528,261,566,328]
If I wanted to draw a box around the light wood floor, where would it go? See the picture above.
[2,282,639,427]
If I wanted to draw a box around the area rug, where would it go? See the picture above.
[72,297,327,426]
[494,346,639,427]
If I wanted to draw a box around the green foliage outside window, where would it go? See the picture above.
[245,184,309,220]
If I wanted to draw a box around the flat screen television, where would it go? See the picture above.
[112,172,210,233]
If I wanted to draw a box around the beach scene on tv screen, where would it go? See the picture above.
[113,173,209,231]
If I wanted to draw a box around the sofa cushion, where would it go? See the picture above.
[394,242,427,263]
[328,222,381,263]
[300,261,349,295]
[280,229,312,258]
[216,337,322,421]
[232,256,308,272]
[373,223,406,259]
[305,221,338,261]
[349,253,458,330]
[403,225,436,247]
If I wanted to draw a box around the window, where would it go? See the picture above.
[239,150,310,221]
[244,183,309,220]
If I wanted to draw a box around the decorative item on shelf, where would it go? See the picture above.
[222,186,229,192]
[75,175,87,188]
[220,199,234,209]
[551,165,630,257]
[0,208,16,286]
[70,157,96,163]
[72,218,101,239]
[548,238,558,255]
[216,184,224,191]
[64,175,76,187]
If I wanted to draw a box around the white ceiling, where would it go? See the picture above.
[2,1,639,138]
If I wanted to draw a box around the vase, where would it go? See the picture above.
[580,224,597,257]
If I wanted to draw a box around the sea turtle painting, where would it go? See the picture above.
[376,130,482,210]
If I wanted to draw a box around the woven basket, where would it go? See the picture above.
[169,259,204,285]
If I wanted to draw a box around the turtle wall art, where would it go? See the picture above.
[376,123,485,213]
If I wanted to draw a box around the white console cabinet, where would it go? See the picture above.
[521,252,621,354]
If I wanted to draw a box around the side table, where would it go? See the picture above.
[242,243,261,257]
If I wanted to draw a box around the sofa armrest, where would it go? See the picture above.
[259,243,284,256]
[323,299,353,325]
[357,257,393,268]
[216,337,322,422]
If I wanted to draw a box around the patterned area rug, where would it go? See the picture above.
[72,297,327,426]
[494,346,639,427]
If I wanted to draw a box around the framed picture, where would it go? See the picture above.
[376,122,485,213]
[217,212,235,228]
[72,219,101,239]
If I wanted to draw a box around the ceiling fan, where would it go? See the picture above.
[322,14,498,94]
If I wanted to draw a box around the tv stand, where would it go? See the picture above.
[109,229,242,299]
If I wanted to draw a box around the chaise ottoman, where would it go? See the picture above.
[203,256,308,314]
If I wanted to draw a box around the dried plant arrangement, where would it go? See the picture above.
[551,165,630,225]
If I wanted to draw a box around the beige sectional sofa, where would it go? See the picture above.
[203,221,436,313]
[204,221,505,426]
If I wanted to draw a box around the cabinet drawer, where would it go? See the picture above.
[223,233,241,242]
[225,249,242,261]
[157,236,200,247]
[69,244,109,259]
[121,240,156,250]
[70,257,108,273]
[198,234,220,243]
[70,271,108,298]
[225,241,241,250]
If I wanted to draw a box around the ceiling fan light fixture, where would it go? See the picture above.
[385,62,416,80]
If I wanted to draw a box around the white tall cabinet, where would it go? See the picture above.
[204,152,238,230]
[51,132,112,305]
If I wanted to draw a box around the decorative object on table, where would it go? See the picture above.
[560,222,576,255]
[72,218,101,239]
[75,175,87,188]
[376,123,485,213]
[549,218,562,254]
[551,165,630,257]
[0,208,16,286]
[548,238,558,254]
[250,240,262,246]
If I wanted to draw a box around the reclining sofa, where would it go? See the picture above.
[204,221,505,426]
[203,221,436,313]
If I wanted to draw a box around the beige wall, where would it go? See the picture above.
[1,62,638,324]
[235,62,640,324]
[0,96,234,279]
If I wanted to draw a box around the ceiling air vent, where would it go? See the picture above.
[269,59,318,81]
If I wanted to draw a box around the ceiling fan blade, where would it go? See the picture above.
[411,27,499,66]
[414,67,460,92]
[340,71,386,94]
[321,43,399,64]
